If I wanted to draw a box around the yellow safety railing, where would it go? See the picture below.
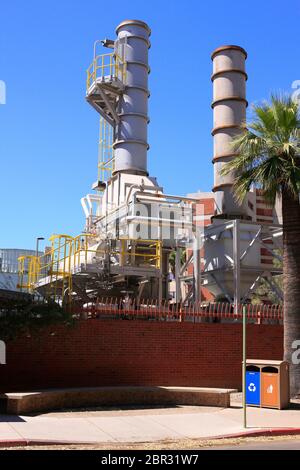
[72,236,161,270]
[98,117,114,184]
[119,239,162,270]
[18,235,74,303]
[41,235,73,303]
[86,52,126,90]
[18,235,162,302]
[73,233,98,268]
[17,255,39,291]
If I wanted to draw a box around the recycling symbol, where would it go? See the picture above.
[248,382,256,392]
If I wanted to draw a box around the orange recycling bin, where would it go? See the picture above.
[245,360,290,410]
[261,369,280,408]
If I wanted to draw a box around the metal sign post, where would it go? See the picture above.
[233,220,247,428]
[242,304,247,428]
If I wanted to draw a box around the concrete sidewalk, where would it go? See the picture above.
[1,405,300,445]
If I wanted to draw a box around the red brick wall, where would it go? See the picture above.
[194,198,214,219]
[0,320,283,392]
[256,208,273,217]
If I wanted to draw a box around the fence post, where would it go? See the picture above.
[242,304,247,428]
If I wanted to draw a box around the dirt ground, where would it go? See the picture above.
[2,435,300,451]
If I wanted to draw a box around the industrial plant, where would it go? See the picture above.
[17,19,283,311]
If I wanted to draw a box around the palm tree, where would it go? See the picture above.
[221,94,300,397]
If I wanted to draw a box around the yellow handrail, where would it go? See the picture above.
[18,235,161,300]
[17,255,39,291]
[98,117,114,184]
[86,52,126,90]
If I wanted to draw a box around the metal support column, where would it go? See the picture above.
[158,225,163,305]
[242,304,247,428]
[233,219,241,314]
[175,247,181,303]
[193,234,201,304]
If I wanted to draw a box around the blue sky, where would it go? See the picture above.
[1,0,299,249]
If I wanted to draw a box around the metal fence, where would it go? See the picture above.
[71,299,283,324]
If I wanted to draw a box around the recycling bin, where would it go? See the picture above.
[244,360,290,410]
[261,362,290,409]
[261,367,279,408]
[246,365,260,406]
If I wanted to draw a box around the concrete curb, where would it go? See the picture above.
[212,427,300,440]
[0,439,92,448]
[1,428,300,448]
[0,439,28,448]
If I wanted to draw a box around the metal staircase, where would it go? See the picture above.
[86,47,127,190]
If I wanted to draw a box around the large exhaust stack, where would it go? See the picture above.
[113,20,151,175]
[203,45,267,303]
[211,45,248,219]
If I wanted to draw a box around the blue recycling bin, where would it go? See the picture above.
[246,367,260,406]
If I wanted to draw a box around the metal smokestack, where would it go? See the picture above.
[211,45,248,218]
[113,20,151,175]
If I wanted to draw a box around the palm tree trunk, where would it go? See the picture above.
[282,189,300,397]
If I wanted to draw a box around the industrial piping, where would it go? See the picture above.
[211,45,248,219]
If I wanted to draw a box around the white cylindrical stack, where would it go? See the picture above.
[211,45,248,218]
[114,20,151,175]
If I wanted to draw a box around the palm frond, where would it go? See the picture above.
[220,93,300,205]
